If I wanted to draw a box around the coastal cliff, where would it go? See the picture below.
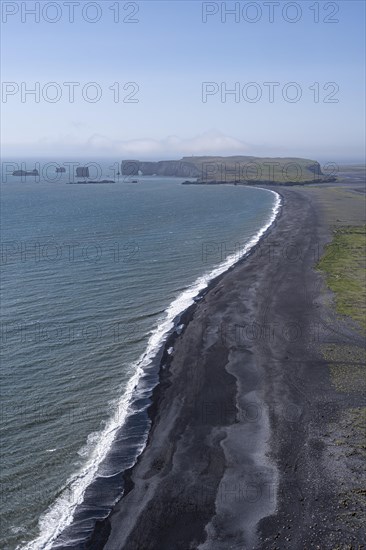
[121,156,334,185]
[121,159,200,178]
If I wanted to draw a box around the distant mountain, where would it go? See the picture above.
[121,156,335,184]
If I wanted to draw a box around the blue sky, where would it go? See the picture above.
[1,0,365,161]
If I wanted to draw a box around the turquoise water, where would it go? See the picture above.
[0,171,278,548]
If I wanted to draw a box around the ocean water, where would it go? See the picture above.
[0,166,280,549]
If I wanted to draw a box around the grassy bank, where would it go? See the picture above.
[316,206,366,538]
[317,225,366,332]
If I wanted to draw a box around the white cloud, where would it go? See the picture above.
[85,130,251,157]
[3,130,251,158]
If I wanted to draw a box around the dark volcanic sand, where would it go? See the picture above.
[88,186,365,549]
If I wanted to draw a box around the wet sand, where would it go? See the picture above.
[88,179,365,549]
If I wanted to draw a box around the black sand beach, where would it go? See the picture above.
[88,179,365,550]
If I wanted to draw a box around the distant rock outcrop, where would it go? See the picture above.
[76,167,90,178]
[67,180,114,184]
[12,169,39,176]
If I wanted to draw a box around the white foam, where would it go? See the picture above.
[18,189,281,550]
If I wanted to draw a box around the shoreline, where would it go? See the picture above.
[93,190,283,545]
[86,182,364,549]
[51,180,365,549]
[84,187,288,548]
[45,188,282,549]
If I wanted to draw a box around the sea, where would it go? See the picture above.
[0,159,280,549]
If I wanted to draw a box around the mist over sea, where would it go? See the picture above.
[1,162,279,548]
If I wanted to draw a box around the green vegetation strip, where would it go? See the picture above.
[317,225,366,331]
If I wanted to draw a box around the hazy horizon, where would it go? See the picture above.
[2,152,365,165]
